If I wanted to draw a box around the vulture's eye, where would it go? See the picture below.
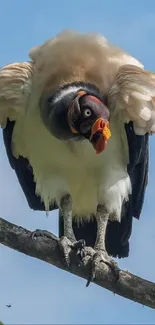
[83,108,92,118]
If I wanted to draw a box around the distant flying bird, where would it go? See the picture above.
[6,304,11,308]
[1,30,155,284]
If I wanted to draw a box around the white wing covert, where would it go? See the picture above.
[0,62,33,128]
[108,64,155,135]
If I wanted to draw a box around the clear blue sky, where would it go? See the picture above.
[0,0,155,324]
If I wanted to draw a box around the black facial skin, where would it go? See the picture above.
[40,82,109,141]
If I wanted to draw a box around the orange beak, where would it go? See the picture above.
[89,118,111,154]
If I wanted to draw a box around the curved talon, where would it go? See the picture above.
[104,258,120,281]
[86,250,120,287]
[71,239,86,250]
[31,229,44,241]
[59,236,86,269]
[31,229,56,241]
[71,239,86,262]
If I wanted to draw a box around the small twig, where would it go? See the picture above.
[0,216,155,309]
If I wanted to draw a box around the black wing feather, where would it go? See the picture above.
[3,120,57,211]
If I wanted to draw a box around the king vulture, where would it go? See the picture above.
[1,30,155,284]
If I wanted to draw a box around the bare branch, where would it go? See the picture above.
[0,216,155,309]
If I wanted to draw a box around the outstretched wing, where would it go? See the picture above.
[0,62,39,210]
[1,62,58,211]
[0,62,33,128]
[108,64,155,135]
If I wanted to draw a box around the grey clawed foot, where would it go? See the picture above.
[86,249,120,287]
[31,229,57,241]
[58,236,86,269]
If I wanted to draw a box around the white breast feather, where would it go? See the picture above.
[12,107,131,222]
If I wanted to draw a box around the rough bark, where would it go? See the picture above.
[0,216,155,309]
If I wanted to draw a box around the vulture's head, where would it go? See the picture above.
[40,82,111,154]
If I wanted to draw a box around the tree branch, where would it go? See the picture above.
[0,216,155,309]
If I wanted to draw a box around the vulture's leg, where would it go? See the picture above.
[86,205,120,287]
[31,194,85,268]
[59,194,86,268]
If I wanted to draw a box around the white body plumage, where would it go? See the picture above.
[13,100,131,222]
